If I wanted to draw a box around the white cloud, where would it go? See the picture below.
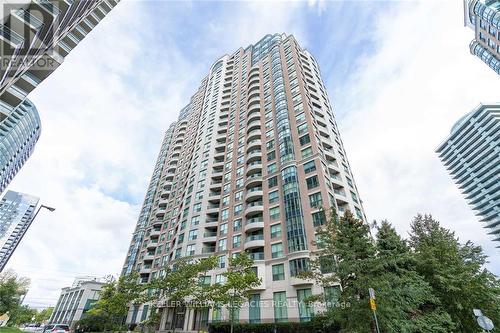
[336,1,500,272]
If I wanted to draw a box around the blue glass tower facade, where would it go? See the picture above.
[0,99,41,194]
[464,0,500,74]
[436,104,500,245]
[0,190,39,272]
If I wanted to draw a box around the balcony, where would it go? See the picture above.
[249,252,265,261]
[246,140,262,153]
[246,120,261,132]
[147,241,158,250]
[246,161,262,176]
[206,204,220,214]
[152,220,163,227]
[202,247,216,254]
[211,171,223,180]
[245,201,264,217]
[247,130,262,141]
[244,235,265,250]
[244,217,264,232]
[210,181,222,191]
[246,150,262,163]
[150,228,161,237]
[247,112,261,124]
[203,231,218,242]
[290,277,314,287]
[248,96,261,108]
[245,173,262,188]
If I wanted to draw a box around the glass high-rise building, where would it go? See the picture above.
[0,190,39,272]
[464,0,500,74]
[0,0,120,193]
[122,34,367,328]
[0,99,41,194]
[122,124,178,277]
[1,0,121,112]
[436,103,500,246]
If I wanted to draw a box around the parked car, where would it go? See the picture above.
[43,324,70,333]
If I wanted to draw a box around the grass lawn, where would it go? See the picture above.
[0,327,23,333]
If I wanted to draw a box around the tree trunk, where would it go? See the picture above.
[171,305,177,333]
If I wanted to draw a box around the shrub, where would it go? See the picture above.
[208,317,340,333]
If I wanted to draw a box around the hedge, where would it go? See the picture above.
[208,318,340,333]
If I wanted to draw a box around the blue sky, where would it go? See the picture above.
[4,0,499,308]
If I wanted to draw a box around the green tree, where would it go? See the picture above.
[88,273,143,330]
[0,270,30,316]
[301,209,377,332]
[34,307,53,324]
[148,256,218,333]
[410,214,500,332]
[372,221,454,332]
[8,305,36,326]
[213,252,261,333]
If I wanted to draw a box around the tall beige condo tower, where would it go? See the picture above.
[122,34,366,330]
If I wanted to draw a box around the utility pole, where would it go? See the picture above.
[369,288,380,333]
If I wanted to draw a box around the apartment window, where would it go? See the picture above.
[188,230,197,241]
[296,112,305,122]
[267,163,277,174]
[191,216,200,226]
[273,292,288,322]
[200,275,211,286]
[351,191,359,203]
[218,255,226,268]
[215,274,226,284]
[178,233,185,244]
[309,192,323,208]
[236,178,244,188]
[193,203,202,212]
[324,286,341,309]
[268,176,278,188]
[266,139,275,150]
[271,243,284,259]
[297,289,313,322]
[270,224,282,239]
[290,258,309,277]
[267,151,276,161]
[221,209,229,221]
[233,235,241,248]
[249,294,261,323]
[233,219,242,232]
[186,244,195,256]
[236,167,244,176]
[312,211,326,227]
[269,207,280,220]
[269,191,279,204]
[355,207,363,220]
[235,191,243,201]
[298,123,307,134]
[306,175,319,189]
[195,191,203,200]
[303,161,316,174]
[301,147,313,159]
[224,172,231,182]
[299,134,310,146]
[234,204,243,215]
[218,239,227,251]
[222,195,230,206]
[220,223,228,236]
[272,264,285,281]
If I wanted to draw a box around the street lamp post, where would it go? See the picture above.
[16,204,55,304]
